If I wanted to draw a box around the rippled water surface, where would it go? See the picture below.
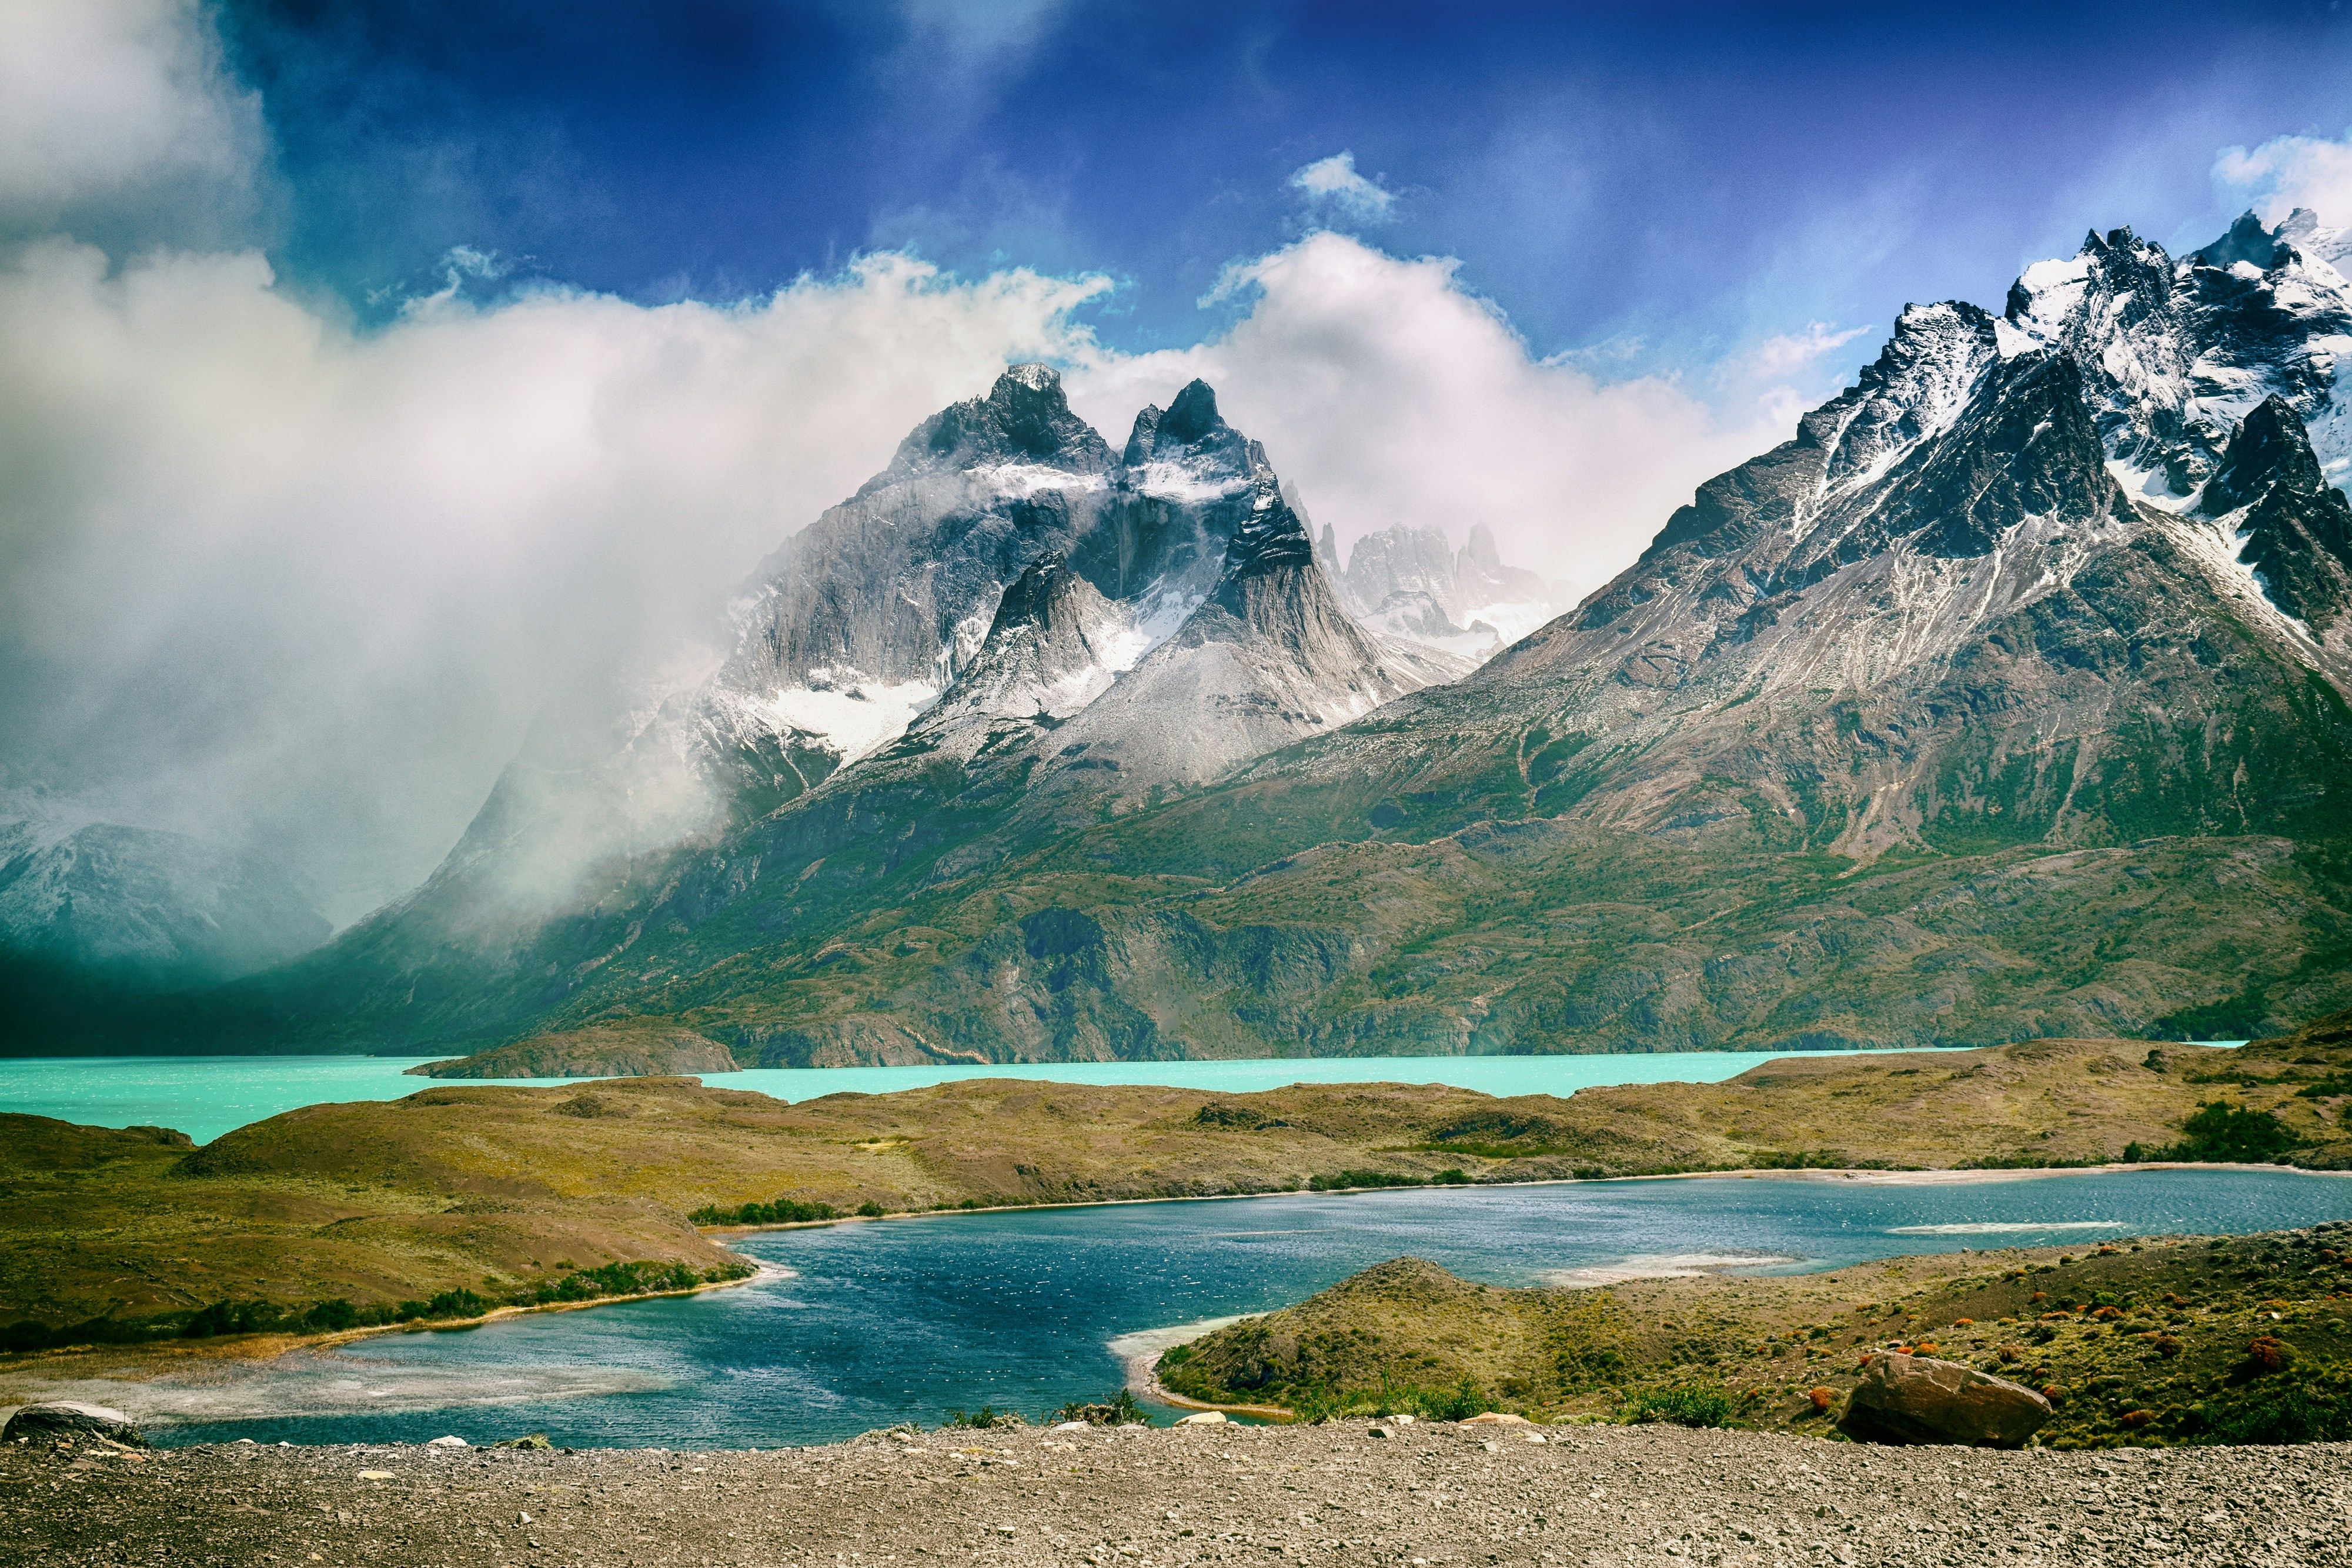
[145,1166,2347,1450]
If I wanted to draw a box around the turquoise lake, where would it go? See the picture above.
[1,1048,1932,1144]
[126,1166,2348,1450]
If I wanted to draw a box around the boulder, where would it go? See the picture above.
[1460,1412,1534,1427]
[1174,1411,1228,1426]
[3,1401,144,1446]
[1838,1353,2052,1447]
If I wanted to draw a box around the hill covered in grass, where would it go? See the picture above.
[1160,1229,2352,1448]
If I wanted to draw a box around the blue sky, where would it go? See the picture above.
[225,0,2352,373]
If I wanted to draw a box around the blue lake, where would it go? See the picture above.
[1,1048,1936,1144]
[147,1166,2348,1450]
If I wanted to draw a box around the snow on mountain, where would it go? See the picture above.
[0,795,328,979]
[363,366,1454,945]
[1259,209,2352,864]
[2000,211,2352,500]
[1321,521,1563,662]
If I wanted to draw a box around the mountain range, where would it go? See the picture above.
[11,208,2352,1062]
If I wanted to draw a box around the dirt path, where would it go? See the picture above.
[6,1419,2348,1567]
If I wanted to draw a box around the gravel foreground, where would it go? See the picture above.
[5,1421,2349,1568]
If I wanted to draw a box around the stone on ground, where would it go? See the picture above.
[2,1402,144,1446]
[1838,1353,2052,1447]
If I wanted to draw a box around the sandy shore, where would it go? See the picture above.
[7,1417,2347,1567]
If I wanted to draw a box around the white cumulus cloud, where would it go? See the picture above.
[1066,232,1807,607]
[0,0,266,245]
[1287,152,1397,222]
[0,242,1112,918]
[2214,125,2352,227]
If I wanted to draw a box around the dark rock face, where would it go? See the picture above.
[2201,397,2352,632]
[886,363,1114,481]
[3,1402,144,1446]
[1839,1354,2052,1448]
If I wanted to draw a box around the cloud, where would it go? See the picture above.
[0,241,1111,920]
[1740,319,1873,378]
[1065,232,1806,606]
[0,0,266,246]
[1288,152,1397,222]
[0,2,1850,932]
[2213,125,2352,226]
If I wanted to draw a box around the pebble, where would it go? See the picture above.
[6,1421,2349,1566]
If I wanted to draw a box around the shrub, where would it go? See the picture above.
[302,1299,359,1333]
[941,1406,1024,1429]
[1808,1387,1835,1413]
[690,1196,839,1226]
[1416,1376,1497,1422]
[1054,1390,1146,1426]
[1622,1386,1733,1429]
[2164,1103,2302,1164]
[2244,1336,2293,1375]
[857,1201,886,1218]
[2201,1377,2352,1444]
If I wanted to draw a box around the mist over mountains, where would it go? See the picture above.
[9,208,2352,1061]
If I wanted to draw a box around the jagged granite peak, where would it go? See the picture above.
[878,363,1112,484]
[916,554,1142,730]
[2200,396,2352,634]
[2000,210,2352,496]
[1291,208,2352,871]
[1326,522,1563,661]
[1037,482,1461,788]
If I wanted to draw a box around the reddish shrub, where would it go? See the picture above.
[2120,1409,2155,1427]
[1997,1344,2024,1363]
[1808,1387,1834,1413]
[2041,1385,2066,1404]
[2245,1336,2291,1374]
[2150,1334,2183,1358]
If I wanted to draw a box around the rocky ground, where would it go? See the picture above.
[6,1419,2349,1568]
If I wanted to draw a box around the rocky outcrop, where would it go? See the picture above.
[1838,1354,2052,1447]
[2,1401,144,1446]
[412,1026,739,1079]
[2200,396,2352,634]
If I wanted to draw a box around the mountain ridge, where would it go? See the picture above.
[16,210,2352,1062]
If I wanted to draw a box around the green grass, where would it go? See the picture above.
[688,1197,840,1226]
[1621,1385,1736,1429]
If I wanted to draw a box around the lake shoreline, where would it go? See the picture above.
[11,1158,2341,1421]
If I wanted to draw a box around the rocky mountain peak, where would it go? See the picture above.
[1120,377,1255,489]
[2194,210,2291,272]
[1211,491,1319,606]
[2203,395,2331,514]
[2202,396,2352,634]
[883,362,1112,481]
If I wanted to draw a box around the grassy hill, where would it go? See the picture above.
[1158,1230,2352,1449]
